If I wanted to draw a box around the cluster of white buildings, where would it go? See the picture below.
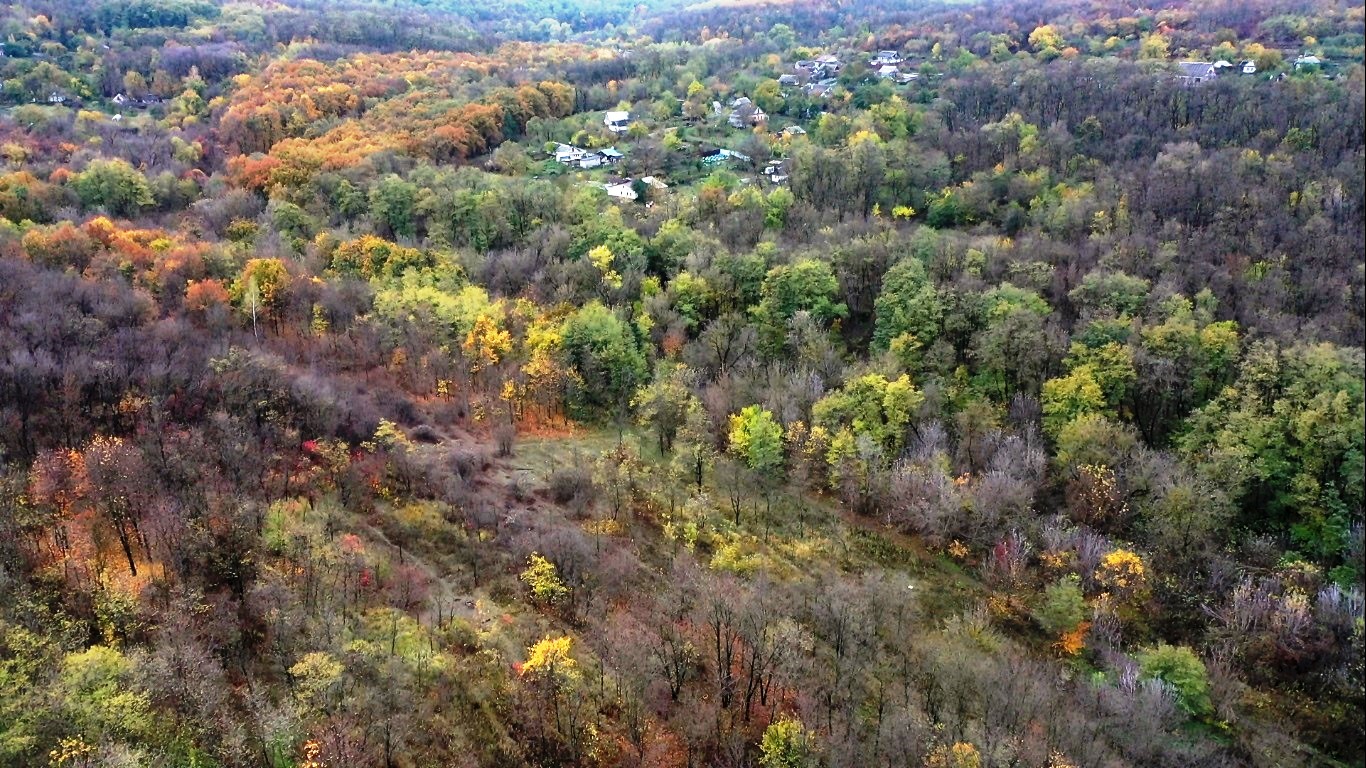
[869,49,919,84]
[777,49,920,98]
[782,53,843,98]
[553,143,625,169]
[1177,54,1328,86]
[762,160,789,184]
[1177,59,1257,85]
[594,176,668,202]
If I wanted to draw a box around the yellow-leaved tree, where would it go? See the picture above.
[925,741,982,768]
[463,312,512,376]
[522,635,578,684]
[520,552,569,607]
[588,245,622,290]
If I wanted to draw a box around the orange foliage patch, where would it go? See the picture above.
[226,153,282,192]
[220,48,584,190]
[1054,621,1091,656]
[185,278,230,314]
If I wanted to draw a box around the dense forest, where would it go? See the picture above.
[0,0,1362,766]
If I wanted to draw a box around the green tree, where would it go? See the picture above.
[754,78,784,114]
[971,289,1053,400]
[1068,271,1150,318]
[633,363,698,453]
[561,301,648,422]
[1041,367,1105,437]
[1179,341,1364,562]
[1126,295,1240,442]
[752,259,847,347]
[650,218,697,278]
[269,200,316,253]
[1244,42,1283,73]
[332,178,369,219]
[1209,41,1239,63]
[669,271,714,330]
[231,258,292,334]
[729,405,784,474]
[765,187,795,229]
[1054,412,1139,470]
[369,174,418,239]
[329,235,430,280]
[1033,575,1086,636]
[1135,644,1213,718]
[767,23,796,50]
[372,273,496,344]
[57,646,153,743]
[814,112,851,147]
[984,282,1051,318]
[490,141,531,175]
[812,373,922,455]
[926,187,972,228]
[73,159,153,217]
[872,257,942,351]
[1140,33,1170,59]
[1064,342,1136,410]
[759,715,815,768]
[671,400,716,493]
[1140,473,1232,569]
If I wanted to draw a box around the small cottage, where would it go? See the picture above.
[604,110,631,134]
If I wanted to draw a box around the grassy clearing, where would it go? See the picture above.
[502,426,986,622]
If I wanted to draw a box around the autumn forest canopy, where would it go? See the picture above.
[0,0,1363,767]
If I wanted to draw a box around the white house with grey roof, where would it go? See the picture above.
[1176,61,1217,86]
[604,110,631,133]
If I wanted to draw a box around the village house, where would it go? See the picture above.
[598,147,624,165]
[1176,61,1217,86]
[1294,54,1323,70]
[603,179,637,201]
[782,125,807,137]
[804,78,838,98]
[1241,59,1258,75]
[871,49,903,66]
[763,160,789,184]
[604,110,631,134]
[804,53,842,80]
[554,143,587,164]
[729,97,767,128]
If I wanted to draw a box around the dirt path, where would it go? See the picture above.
[354,518,492,629]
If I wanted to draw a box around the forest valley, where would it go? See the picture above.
[0,0,1363,767]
